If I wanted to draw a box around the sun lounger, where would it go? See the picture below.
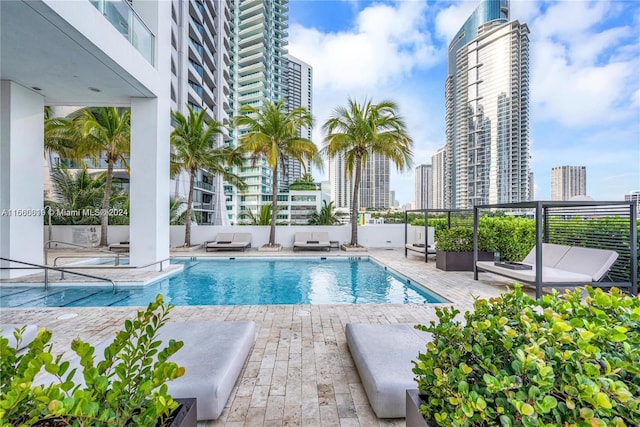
[476,243,619,297]
[36,321,256,421]
[108,242,129,253]
[293,232,331,251]
[405,227,436,259]
[1,323,39,351]
[204,233,251,252]
[345,323,432,418]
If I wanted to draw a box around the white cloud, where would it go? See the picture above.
[289,1,436,91]
[434,0,477,43]
[528,0,638,128]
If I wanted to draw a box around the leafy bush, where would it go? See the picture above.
[479,216,535,262]
[0,294,185,426]
[434,226,496,253]
[413,285,640,427]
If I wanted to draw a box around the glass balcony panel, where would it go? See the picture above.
[91,0,155,65]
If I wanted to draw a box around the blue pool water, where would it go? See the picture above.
[0,257,446,308]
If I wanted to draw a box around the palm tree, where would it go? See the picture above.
[308,200,340,225]
[322,98,413,247]
[234,99,321,247]
[74,107,131,246]
[45,165,128,225]
[239,204,274,225]
[44,106,81,161]
[170,105,245,247]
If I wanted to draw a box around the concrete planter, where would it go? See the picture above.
[170,398,197,427]
[406,390,437,427]
[435,251,493,271]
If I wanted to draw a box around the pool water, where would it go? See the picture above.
[0,257,446,308]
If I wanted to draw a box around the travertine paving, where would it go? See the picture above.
[0,248,526,426]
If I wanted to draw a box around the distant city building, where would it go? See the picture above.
[360,153,390,209]
[329,155,353,210]
[170,0,230,225]
[444,0,531,208]
[415,164,433,209]
[226,0,290,224]
[431,146,447,209]
[625,191,640,215]
[551,166,586,200]
[528,171,535,200]
[283,54,313,189]
[332,153,390,210]
[390,190,399,207]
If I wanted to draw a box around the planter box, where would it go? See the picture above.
[435,251,493,271]
[170,398,197,427]
[406,389,437,427]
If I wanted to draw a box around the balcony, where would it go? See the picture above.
[90,0,155,64]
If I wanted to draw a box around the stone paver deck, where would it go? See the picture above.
[0,248,526,426]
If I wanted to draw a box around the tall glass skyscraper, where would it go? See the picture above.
[226,0,290,224]
[445,0,530,208]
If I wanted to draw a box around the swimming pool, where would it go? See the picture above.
[0,257,447,307]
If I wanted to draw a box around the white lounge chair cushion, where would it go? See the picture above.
[476,261,593,283]
[521,243,571,267]
[346,323,432,418]
[1,324,38,351]
[554,246,618,281]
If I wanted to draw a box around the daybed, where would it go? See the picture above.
[345,323,432,418]
[405,227,436,258]
[204,233,251,252]
[108,242,130,253]
[37,321,256,421]
[293,232,331,251]
[1,323,39,351]
[476,243,619,297]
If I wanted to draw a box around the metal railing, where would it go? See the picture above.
[50,257,169,280]
[0,257,117,293]
[44,240,116,265]
[54,253,128,267]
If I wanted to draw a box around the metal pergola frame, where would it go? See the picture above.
[472,200,638,298]
[403,209,473,262]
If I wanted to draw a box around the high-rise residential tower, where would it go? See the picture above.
[284,54,313,188]
[415,164,433,209]
[330,152,391,210]
[226,0,290,224]
[431,146,447,209]
[445,0,530,208]
[170,0,231,225]
[551,166,587,200]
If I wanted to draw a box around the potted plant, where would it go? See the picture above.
[409,285,640,427]
[0,294,196,427]
[435,226,494,271]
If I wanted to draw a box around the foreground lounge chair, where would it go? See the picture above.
[204,233,252,252]
[293,232,331,251]
[346,323,432,418]
[37,321,256,421]
[1,324,39,351]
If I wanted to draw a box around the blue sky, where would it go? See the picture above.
[287,0,640,205]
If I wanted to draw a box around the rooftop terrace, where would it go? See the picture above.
[1,248,531,426]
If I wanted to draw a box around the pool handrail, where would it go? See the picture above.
[0,256,117,293]
[50,257,169,280]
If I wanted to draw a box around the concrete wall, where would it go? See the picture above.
[45,224,428,249]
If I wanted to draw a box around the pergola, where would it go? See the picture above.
[473,201,638,298]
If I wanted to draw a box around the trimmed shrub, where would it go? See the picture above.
[413,285,640,427]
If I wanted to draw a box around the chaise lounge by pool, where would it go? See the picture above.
[0,257,448,308]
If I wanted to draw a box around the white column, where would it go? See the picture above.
[128,0,171,270]
[0,81,45,277]
[130,98,170,269]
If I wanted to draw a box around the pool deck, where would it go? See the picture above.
[1,247,527,426]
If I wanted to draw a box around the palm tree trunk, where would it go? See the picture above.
[100,159,114,247]
[185,170,196,247]
[269,165,278,246]
[350,156,362,246]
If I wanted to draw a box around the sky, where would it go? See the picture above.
[286,0,640,206]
